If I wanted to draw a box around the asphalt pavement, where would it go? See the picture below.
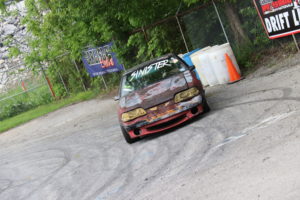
[0,64,300,200]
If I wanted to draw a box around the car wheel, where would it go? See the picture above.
[202,97,211,113]
[121,126,139,144]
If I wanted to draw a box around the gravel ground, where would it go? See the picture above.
[1,64,300,200]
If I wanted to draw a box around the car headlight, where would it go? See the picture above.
[121,108,147,122]
[175,87,200,103]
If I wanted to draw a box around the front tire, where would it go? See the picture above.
[202,97,211,113]
[121,126,139,144]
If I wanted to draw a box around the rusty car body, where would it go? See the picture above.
[116,53,210,143]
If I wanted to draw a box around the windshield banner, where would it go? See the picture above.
[253,0,300,39]
[82,43,124,77]
[130,60,171,81]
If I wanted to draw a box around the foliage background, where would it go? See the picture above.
[1,0,298,98]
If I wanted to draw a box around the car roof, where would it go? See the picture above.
[122,53,177,76]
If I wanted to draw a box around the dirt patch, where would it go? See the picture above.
[245,46,300,79]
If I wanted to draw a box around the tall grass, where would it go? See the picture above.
[0,85,53,121]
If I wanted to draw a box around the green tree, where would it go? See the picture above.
[1,0,269,93]
[10,0,191,94]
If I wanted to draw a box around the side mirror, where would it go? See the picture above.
[189,66,196,71]
[114,96,120,101]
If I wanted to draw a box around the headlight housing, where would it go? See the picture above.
[175,87,200,103]
[121,108,147,122]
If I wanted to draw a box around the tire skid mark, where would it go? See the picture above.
[200,113,297,166]
[212,88,299,111]
[84,143,135,200]
[102,141,166,200]
[168,88,299,178]
[2,86,300,199]
[96,87,300,200]
[125,134,206,199]
[96,139,175,200]
[124,140,177,199]
[19,148,71,200]
[0,179,12,194]
[132,87,300,199]
[0,148,70,199]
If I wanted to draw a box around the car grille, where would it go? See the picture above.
[146,115,186,131]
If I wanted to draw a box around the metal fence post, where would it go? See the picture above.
[212,0,230,44]
[176,15,190,53]
[73,60,87,92]
[142,26,149,41]
[21,80,27,91]
[58,70,69,95]
[53,59,69,95]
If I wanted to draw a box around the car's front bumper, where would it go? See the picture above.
[122,95,204,139]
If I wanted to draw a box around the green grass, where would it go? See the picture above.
[0,77,45,99]
[0,85,53,121]
[0,87,23,99]
[0,90,98,133]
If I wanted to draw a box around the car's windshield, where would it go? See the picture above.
[120,56,187,97]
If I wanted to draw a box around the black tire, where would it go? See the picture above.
[202,97,211,113]
[121,126,139,144]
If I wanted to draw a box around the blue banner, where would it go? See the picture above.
[82,43,124,77]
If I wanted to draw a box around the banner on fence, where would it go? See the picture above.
[253,0,300,39]
[82,43,124,77]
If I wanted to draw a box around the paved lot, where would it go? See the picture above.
[1,65,300,200]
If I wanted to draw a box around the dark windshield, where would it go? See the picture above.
[121,56,187,97]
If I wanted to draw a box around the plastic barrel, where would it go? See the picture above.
[208,43,240,84]
[182,48,201,67]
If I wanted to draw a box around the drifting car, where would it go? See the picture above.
[115,53,210,143]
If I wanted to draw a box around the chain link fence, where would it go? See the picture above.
[0,65,55,121]
[180,1,300,68]
[133,1,300,69]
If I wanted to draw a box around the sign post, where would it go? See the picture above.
[292,34,300,52]
[212,0,230,44]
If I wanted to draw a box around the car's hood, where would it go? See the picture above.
[119,73,188,111]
